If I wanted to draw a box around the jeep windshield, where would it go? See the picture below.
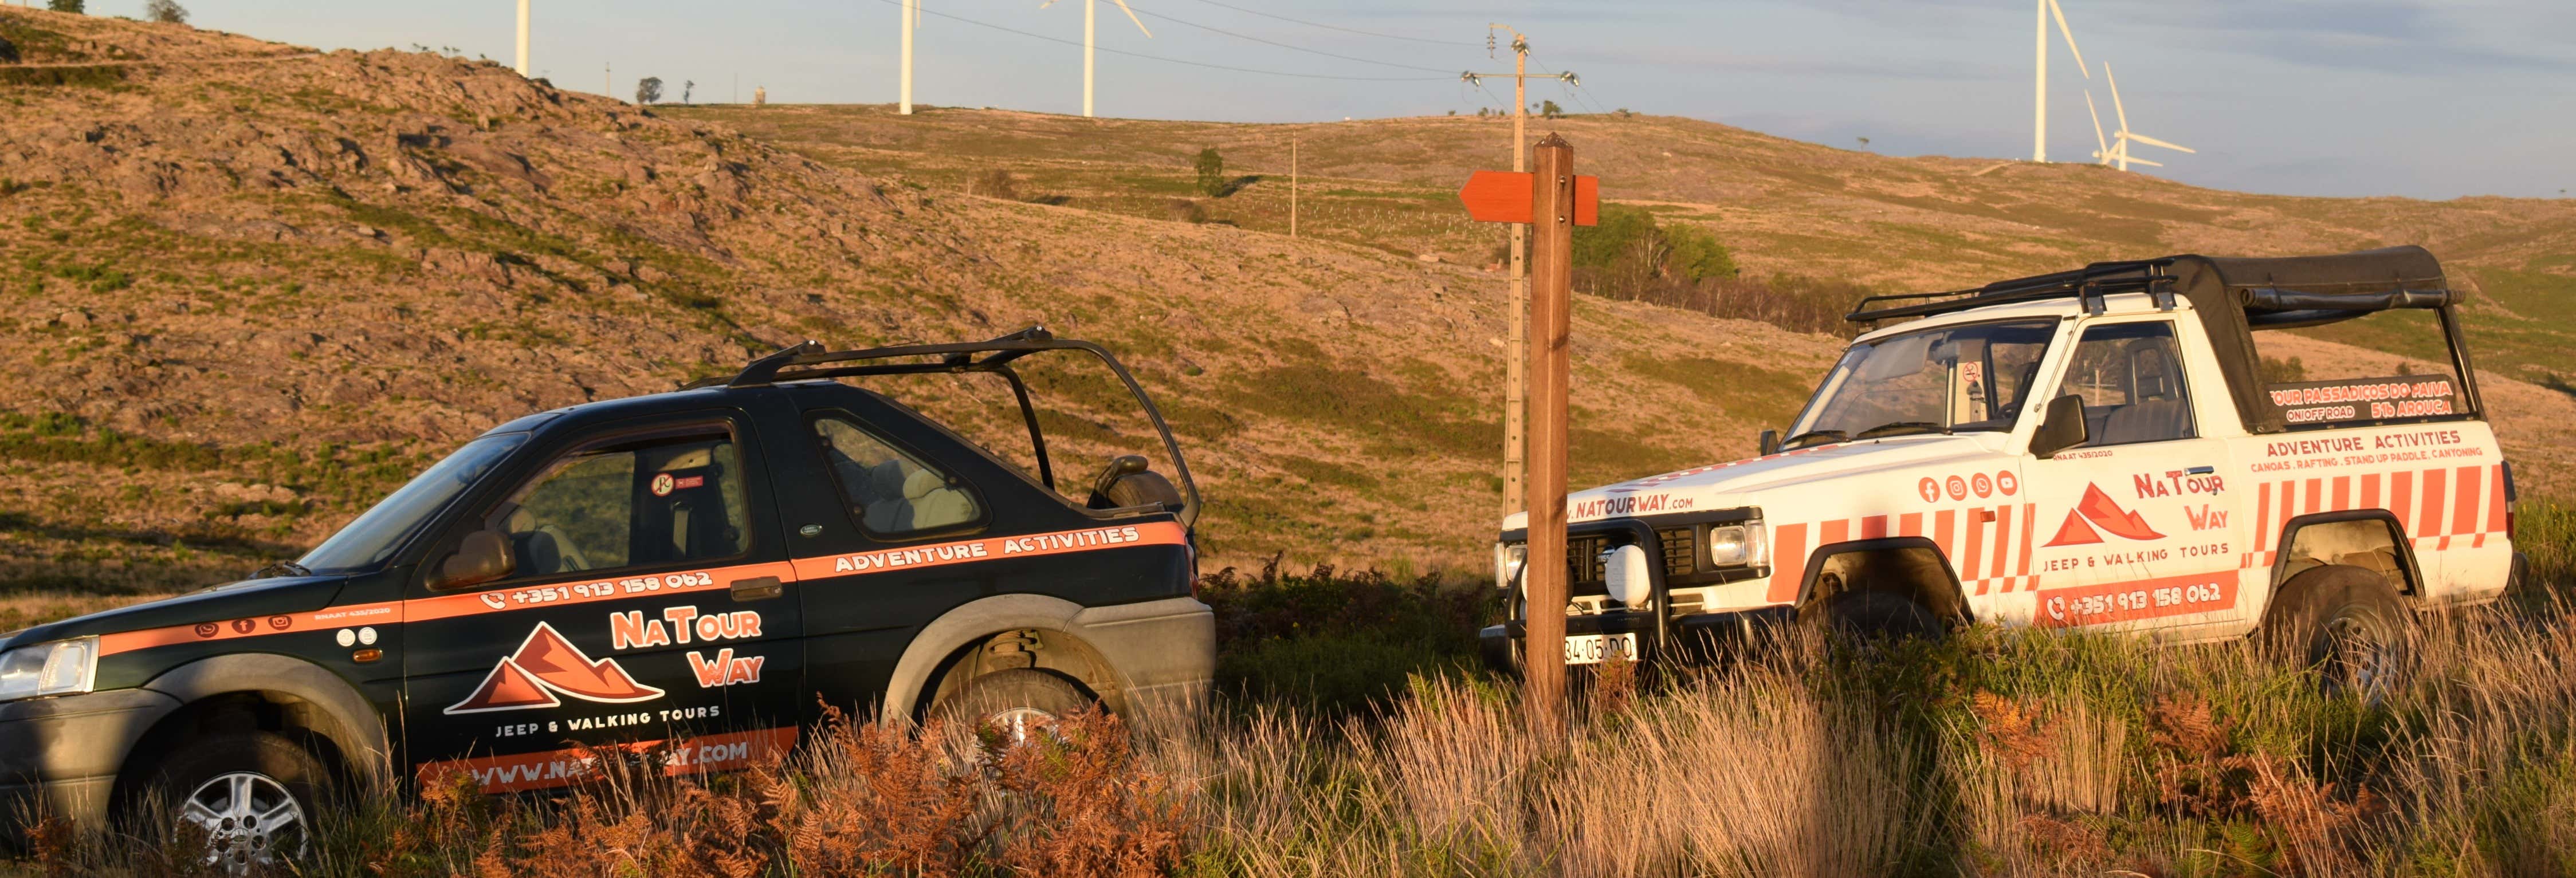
[295,432,529,574]
[1783,320,2058,450]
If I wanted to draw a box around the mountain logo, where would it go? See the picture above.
[2043,483,2168,546]
[443,622,666,715]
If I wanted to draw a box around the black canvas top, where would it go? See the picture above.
[2164,246,2465,434]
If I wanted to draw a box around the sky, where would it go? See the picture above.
[130,0,2576,200]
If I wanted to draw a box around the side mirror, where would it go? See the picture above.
[2030,394,2090,459]
[1758,429,1781,456]
[428,529,515,592]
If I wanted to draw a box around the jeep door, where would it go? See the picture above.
[400,411,805,793]
[777,386,1191,723]
[2021,318,2251,636]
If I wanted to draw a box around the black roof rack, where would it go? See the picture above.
[1845,258,2176,324]
[676,326,1203,527]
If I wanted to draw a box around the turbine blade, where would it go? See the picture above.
[2106,63,2129,134]
[2048,0,2089,77]
[1109,0,1153,37]
[2123,156,2165,167]
[2084,91,2108,156]
[2125,132,2196,153]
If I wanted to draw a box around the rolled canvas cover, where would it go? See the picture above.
[2162,246,2453,435]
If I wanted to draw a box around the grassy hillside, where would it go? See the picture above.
[0,9,1827,598]
[668,103,2576,386]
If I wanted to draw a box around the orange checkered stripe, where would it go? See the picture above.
[1764,502,2043,604]
[2247,463,2509,569]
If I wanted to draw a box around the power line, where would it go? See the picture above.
[1170,0,1476,47]
[1122,2,1458,74]
[875,0,1449,82]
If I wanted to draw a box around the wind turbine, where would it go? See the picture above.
[515,0,529,77]
[1039,0,1153,119]
[2033,0,2089,163]
[900,0,920,115]
[2095,64,2195,171]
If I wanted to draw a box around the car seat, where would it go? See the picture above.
[2098,342,2190,445]
[901,468,976,530]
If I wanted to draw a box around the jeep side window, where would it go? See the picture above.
[812,416,983,536]
[2056,322,2195,446]
[486,432,750,578]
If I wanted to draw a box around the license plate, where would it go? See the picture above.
[1562,632,1640,666]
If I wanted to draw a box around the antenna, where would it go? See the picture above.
[1039,0,1153,117]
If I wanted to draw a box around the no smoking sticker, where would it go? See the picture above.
[650,473,676,497]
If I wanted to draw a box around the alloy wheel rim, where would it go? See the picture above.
[179,771,306,870]
[986,706,1061,745]
[2323,610,2397,700]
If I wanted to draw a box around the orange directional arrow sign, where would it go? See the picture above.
[1458,170,1599,226]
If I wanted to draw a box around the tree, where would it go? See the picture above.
[634,77,663,105]
[1193,147,1227,198]
[1540,99,1562,119]
[143,0,187,23]
[45,0,83,13]
[1662,222,1738,282]
[682,80,695,104]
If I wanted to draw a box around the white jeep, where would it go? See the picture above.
[1486,247,2527,682]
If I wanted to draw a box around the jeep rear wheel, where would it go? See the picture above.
[135,731,329,872]
[929,668,1093,744]
[2265,566,2409,700]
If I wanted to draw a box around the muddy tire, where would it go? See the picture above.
[1801,590,1943,641]
[129,731,330,872]
[929,668,1093,743]
[2264,565,2409,700]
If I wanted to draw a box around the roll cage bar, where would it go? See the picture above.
[681,327,1201,527]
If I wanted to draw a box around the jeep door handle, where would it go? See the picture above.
[2186,466,2214,475]
[730,576,784,601]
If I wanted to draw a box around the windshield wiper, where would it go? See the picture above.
[253,560,312,579]
[1852,421,1951,439]
[1778,429,1847,450]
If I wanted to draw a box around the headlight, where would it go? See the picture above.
[1494,542,1529,590]
[1709,521,1772,569]
[0,637,98,703]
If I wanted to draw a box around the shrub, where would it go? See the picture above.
[1163,198,1207,224]
[143,0,186,23]
[45,0,81,13]
[1196,557,1499,715]
[968,168,1020,200]
[634,76,663,105]
[1192,147,1225,198]
[1573,204,1739,298]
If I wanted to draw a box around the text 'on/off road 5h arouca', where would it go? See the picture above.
[1490,247,2526,694]
[0,328,1214,868]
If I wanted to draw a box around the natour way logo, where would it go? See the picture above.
[2044,484,2167,547]
[445,623,665,715]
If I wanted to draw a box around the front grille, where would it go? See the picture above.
[1657,527,1696,576]
[1567,534,1609,583]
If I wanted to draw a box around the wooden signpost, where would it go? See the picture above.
[1459,135,1596,725]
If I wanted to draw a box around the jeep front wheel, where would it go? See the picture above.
[929,668,1093,743]
[135,731,329,871]
[1800,590,1943,641]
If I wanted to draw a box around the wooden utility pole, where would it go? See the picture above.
[1463,26,1576,518]
[1523,134,1576,727]
[1502,27,1530,518]
[1290,135,1299,238]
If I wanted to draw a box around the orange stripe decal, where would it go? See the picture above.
[99,522,1190,658]
[2420,468,2448,538]
[1766,523,1809,604]
[2452,466,2482,537]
